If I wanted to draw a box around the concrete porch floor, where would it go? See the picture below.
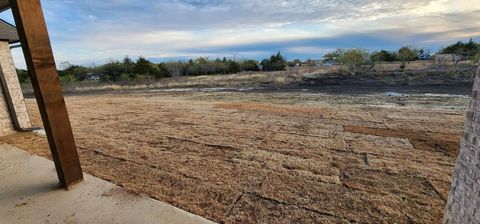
[0,144,214,224]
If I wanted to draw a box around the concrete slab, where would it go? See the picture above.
[0,144,214,224]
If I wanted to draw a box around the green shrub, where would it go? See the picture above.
[59,74,78,83]
[261,52,286,71]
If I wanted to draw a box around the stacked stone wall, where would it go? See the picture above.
[444,66,480,223]
[0,41,31,136]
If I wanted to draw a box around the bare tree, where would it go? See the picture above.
[452,53,462,67]
[165,62,184,78]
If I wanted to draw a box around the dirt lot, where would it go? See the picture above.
[1,90,470,223]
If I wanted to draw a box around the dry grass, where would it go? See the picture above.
[21,67,322,95]
[1,91,467,223]
[21,61,471,95]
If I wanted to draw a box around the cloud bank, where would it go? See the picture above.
[1,0,479,67]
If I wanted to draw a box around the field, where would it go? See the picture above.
[0,86,470,223]
[20,61,477,96]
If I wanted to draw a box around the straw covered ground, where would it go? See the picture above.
[1,90,469,223]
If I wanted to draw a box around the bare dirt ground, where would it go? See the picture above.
[1,90,470,223]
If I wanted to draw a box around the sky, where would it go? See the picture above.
[1,0,480,68]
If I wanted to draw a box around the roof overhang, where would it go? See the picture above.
[0,19,19,43]
[0,1,19,44]
[0,0,9,12]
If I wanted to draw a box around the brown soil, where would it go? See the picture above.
[1,91,467,223]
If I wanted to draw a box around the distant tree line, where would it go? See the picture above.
[41,52,286,83]
[439,38,480,60]
[323,46,429,65]
[320,39,480,72]
[15,39,480,83]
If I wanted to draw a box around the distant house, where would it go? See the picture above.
[322,61,342,66]
[86,73,101,81]
[434,54,462,65]
[418,54,433,60]
[300,60,323,67]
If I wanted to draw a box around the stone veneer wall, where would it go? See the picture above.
[444,66,480,223]
[0,40,31,136]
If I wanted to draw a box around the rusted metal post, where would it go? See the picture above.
[9,0,83,187]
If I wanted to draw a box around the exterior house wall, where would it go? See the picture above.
[444,66,480,223]
[0,40,31,136]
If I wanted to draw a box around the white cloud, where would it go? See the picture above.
[2,0,479,68]
[287,46,332,54]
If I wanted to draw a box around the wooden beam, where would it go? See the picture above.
[9,0,83,187]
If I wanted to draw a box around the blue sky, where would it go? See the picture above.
[1,0,479,68]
